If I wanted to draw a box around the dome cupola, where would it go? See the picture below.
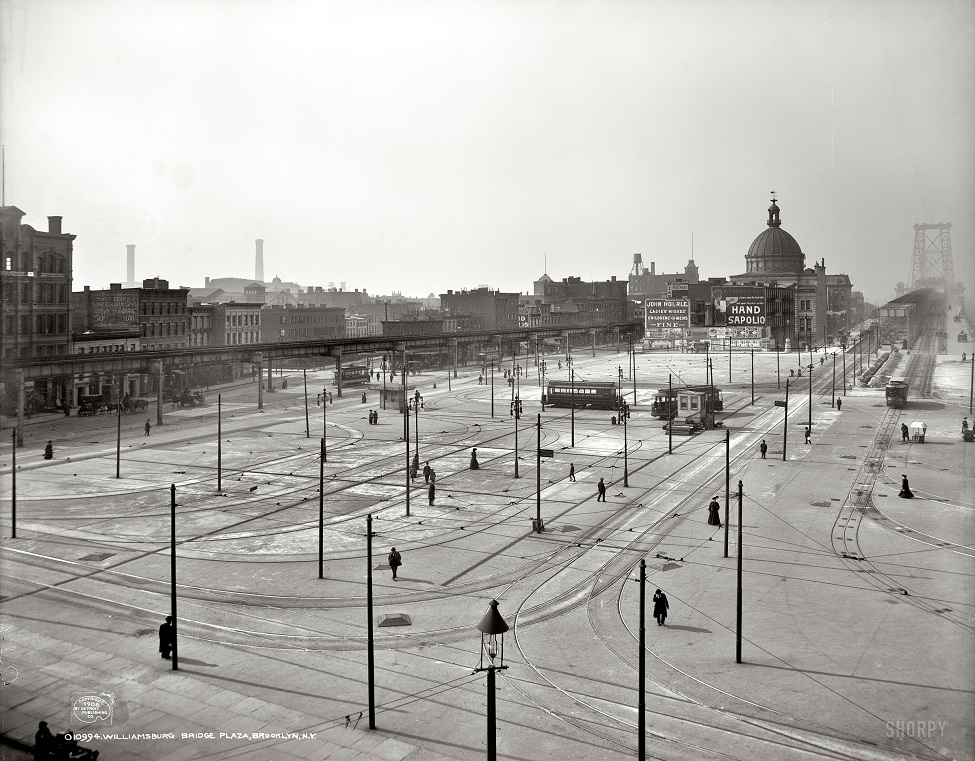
[744,194,804,275]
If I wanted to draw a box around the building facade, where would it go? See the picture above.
[213,302,263,346]
[260,304,346,343]
[440,287,521,332]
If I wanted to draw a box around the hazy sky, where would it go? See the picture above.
[2,0,972,303]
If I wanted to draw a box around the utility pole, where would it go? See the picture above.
[723,429,730,558]
[366,514,376,729]
[170,484,178,671]
[781,380,790,462]
[638,557,646,760]
[735,480,743,664]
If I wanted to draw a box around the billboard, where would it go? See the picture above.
[711,286,766,327]
[645,299,689,332]
[91,292,139,329]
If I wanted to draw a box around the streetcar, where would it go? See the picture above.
[885,377,909,408]
[333,364,371,387]
[545,380,620,409]
[651,385,724,418]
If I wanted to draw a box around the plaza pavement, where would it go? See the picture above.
[1,347,972,760]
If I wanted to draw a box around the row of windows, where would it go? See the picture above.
[76,344,138,354]
[141,322,186,337]
[2,251,67,273]
[1,344,67,360]
[227,314,259,327]
[141,301,186,316]
[191,316,210,329]
[226,332,258,344]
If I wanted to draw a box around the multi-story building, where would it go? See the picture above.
[1,208,76,408]
[74,279,191,352]
[628,254,699,298]
[729,197,853,349]
[440,287,522,332]
[189,303,214,347]
[260,304,346,343]
[213,302,263,346]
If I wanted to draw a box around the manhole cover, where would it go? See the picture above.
[79,553,114,562]
[378,613,412,627]
[561,525,580,533]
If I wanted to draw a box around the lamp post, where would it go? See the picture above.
[618,398,630,487]
[831,353,836,407]
[474,600,509,761]
[510,391,522,479]
[411,391,422,477]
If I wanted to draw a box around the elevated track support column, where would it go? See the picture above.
[330,347,343,398]
[156,360,165,425]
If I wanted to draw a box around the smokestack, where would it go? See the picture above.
[126,244,135,284]
[255,239,264,282]
[48,216,62,234]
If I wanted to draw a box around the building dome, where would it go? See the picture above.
[744,197,805,274]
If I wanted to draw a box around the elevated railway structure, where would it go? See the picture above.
[2,322,641,439]
[874,287,944,353]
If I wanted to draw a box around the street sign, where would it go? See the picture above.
[538,449,554,458]
[774,401,787,407]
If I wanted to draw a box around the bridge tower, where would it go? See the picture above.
[910,222,955,292]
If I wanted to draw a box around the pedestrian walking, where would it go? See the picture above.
[901,423,909,442]
[422,461,432,483]
[652,589,669,626]
[759,440,767,459]
[804,426,811,444]
[836,398,842,411]
[962,417,969,432]
[428,480,436,506]
[899,474,914,499]
[388,547,402,580]
[144,420,151,437]
[568,463,576,481]
[707,497,722,527]
[158,616,174,659]
[361,392,367,404]
[596,477,607,502]
[43,441,54,460]
[469,448,479,469]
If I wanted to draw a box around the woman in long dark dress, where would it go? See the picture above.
[899,474,914,499]
[652,589,669,626]
[707,497,721,527]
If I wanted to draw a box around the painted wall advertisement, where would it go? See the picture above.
[645,299,689,335]
[91,292,139,329]
[711,286,766,327]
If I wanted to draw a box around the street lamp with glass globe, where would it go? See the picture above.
[474,600,509,761]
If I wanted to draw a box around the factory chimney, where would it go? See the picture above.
[126,244,136,284]
[255,239,264,283]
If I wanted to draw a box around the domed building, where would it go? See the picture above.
[731,196,853,350]
[743,199,805,276]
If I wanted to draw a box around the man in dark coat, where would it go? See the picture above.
[901,423,909,442]
[596,478,606,502]
[759,440,767,459]
[707,497,722,527]
[423,462,432,483]
[44,441,53,460]
[159,616,174,659]
[836,398,842,411]
[652,589,669,626]
[428,480,436,506]
[35,721,55,758]
[388,547,402,580]
[804,426,811,444]
[145,420,151,437]
[568,463,576,482]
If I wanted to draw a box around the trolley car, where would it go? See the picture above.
[333,365,370,387]
[651,385,724,418]
[545,380,620,409]
[885,377,909,408]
